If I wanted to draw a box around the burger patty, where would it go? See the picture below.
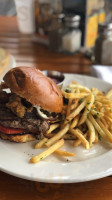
[0,104,50,134]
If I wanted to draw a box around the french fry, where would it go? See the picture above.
[71,88,79,93]
[100,107,105,113]
[110,124,112,132]
[63,133,77,140]
[91,88,99,95]
[35,138,48,149]
[90,110,104,118]
[70,114,80,129]
[67,98,87,122]
[96,118,112,142]
[94,130,99,143]
[105,114,112,120]
[104,115,112,123]
[75,88,80,93]
[70,99,78,110]
[95,101,103,107]
[61,90,89,99]
[73,133,87,147]
[30,139,64,163]
[63,100,74,123]
[86,118,95,146]
[55,149,76,157]
[46,123,60,134]
[45,132,77,140]
[61,105,67,114]
[106,89,112,98]
[66,98,72,116]
[68,84,90,93]
[72,81,78,84]
[101,117,108,129]
[70,128,90,150]
[45,124,69,147]
[104,107,112,112]
[79,93,95,125]
[73,139,82,147]
[96,97,112,104]
[88,114,107,140]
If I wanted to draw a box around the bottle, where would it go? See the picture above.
[62,15,82,54]
[94,23,112,65]
[14,0,35,34]
[49,14,65,52]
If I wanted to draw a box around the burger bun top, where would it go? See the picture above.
[3,67,63,113]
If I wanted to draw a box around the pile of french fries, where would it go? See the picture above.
[30,82,112,164]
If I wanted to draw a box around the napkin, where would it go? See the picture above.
[90,65,112,84]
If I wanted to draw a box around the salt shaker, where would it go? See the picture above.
[94,23,112,65]
[62,15,82,54]
[49,14,65,52]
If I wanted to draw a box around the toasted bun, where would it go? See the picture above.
[0,132,37,143]
[3,67,63,113]
[0,131,47,142]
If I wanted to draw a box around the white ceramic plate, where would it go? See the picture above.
[0,74,112,183]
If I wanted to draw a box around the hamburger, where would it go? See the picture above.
[0,67,63,142]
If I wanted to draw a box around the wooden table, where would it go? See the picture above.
[0,16,91,75]
[0,16,112,200]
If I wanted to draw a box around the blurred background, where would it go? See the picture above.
[1,0,112,66]
[0,0,16,15]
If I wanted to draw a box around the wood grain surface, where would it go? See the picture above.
[0,16,111,200]
[0,16,91,74]
[0,170,112,200]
